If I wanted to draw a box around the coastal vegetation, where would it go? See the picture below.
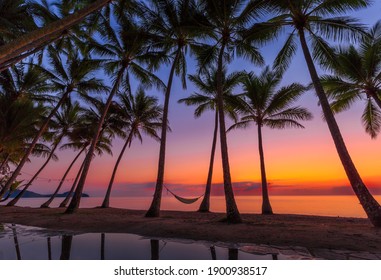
[0,0,381,227]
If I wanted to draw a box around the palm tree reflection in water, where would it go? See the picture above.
[60,235,73,260]
[1,226,280,260]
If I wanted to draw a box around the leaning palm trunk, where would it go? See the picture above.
[257,123,273,214]
[0,0,112,70]
[0,89,71,199]
[101,131,134,208]
[41,147,86,208]
[198,110,219,212]
[65,67,126,214]
[145,50,181,218]
[298,29,381,227]
[6,139,62,206]
[60,160,85,208]
[215,45,241,223]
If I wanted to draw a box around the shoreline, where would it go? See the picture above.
[1,206,381,253]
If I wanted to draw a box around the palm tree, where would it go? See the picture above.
[178,67,244,212]
[65,12,163,214]
[193,0,266,223]
[0,67,50,197]
[142,0,210,218]
[229,67,312,214]
[0,52,105,200]
[58,103,114,208]
[6,100,83,206]
[101,88,162,208]
[321,21,381,138]
[40,101,87,208]
[250,0,381,226]
[0,0,114,70]
[0,87,46,162]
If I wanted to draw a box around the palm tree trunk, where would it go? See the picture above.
[6,139,62,206]
[60,159,85,208]
[0,0,112,69]
[0,89,71,199]
[216,43,241,223]
[257,124,273,215]
[101,130,134,208]
[145,49,181,218]
[0,33,62,72]
[298,29,381,227]
[41,147,86,208]
[65,66,126,214]
[198,110,219,212]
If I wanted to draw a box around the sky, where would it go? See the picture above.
[19,2,381,198]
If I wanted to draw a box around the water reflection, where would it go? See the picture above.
[100,233,105,260]
[0,224,279,260]
[60,235,73,260]
[2,224,378,260]
[47,237,52,260]
[11,224,21,260]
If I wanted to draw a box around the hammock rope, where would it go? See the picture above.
[164,185,204,205]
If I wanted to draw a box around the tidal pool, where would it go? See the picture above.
[1,224,379,260]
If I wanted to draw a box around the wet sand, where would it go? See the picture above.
[1,206,381,253]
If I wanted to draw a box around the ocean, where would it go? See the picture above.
[3,195,381,218]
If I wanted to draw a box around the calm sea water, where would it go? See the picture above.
[3,195,381,218]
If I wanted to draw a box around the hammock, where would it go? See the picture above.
[164,186,204,205]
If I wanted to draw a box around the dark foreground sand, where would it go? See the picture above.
[1,206,381,253]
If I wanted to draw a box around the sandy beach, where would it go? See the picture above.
[1,206,381,254]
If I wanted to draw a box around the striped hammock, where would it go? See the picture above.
[164,186,204,204]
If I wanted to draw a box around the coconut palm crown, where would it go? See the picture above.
[321,21,381,138]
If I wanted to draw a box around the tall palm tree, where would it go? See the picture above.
[101,88,163,208]
[65,12,163,214]
[6,100,83,206]
[193,0,266,223]
[229,67,312,214]
[321,21,381,138]
[178,67,244,212]
[141,0,211,218]
[0,53,105,200]
[250,0,381,226]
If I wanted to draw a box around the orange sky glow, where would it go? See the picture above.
[16,6,381,199]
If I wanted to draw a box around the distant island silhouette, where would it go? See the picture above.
[8,190,90,198]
